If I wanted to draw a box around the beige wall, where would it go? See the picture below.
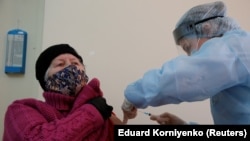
[1,0,250,139]
[0,0,45,139]
[42,0,250,125]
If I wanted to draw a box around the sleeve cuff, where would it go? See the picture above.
[121,98,134,111]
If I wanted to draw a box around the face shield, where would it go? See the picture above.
[173,22,199,56]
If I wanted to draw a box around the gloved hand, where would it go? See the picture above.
[150,112,187,125]
[121,98,137,124]
[122,106,137,124]
[71,78,103,112]
[89,97,113,120]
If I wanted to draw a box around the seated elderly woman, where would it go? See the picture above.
[3,44,123,141]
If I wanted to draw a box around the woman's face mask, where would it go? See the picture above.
[45,65,89,96]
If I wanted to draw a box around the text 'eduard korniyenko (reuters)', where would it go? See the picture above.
[114,125,248,140]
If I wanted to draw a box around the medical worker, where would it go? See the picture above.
[121,1,250,124]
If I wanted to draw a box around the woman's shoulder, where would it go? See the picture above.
[7,98,46,110]
[12,98,43,104]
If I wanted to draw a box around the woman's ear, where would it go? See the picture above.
[202,22,213,37]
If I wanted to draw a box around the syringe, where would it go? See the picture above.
[138,110,151,116]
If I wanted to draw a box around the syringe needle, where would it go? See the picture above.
[138,110,151,116]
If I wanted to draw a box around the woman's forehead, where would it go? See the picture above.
[53,54,79,61]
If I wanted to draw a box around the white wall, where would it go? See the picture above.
[1,0,250,139]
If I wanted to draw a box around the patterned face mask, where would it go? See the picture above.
[45,65,89,96]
